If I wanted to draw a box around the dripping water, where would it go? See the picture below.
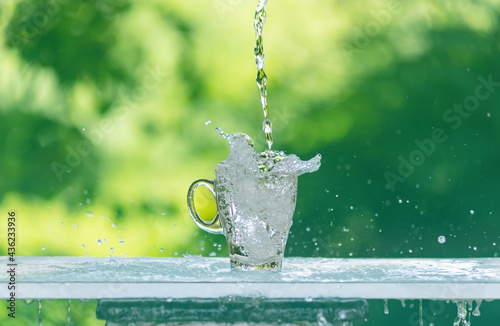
[254,0,273,149]
[419,299,423,326]
[67,299,71,325]
[453,300,469,326]
[38,299,42,326]
[472,299,482,317]
[452,300,483,325]
[383,299,389,314]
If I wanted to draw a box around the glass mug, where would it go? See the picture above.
[187,161,298,271]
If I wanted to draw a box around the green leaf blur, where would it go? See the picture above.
[1,0,500,324]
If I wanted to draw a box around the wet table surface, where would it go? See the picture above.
[1,257,499,300]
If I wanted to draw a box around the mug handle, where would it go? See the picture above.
[187,179,223,235]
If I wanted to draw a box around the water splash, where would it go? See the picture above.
[216,129,321,176]
[383,299,389,314]
[214,130,320,265]
[254,0,273,149]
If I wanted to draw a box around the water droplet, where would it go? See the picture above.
[327,208,334,212]
[487,112,491,117]
[97,239,102,245]
[472,299,482,316]
[306,227,310,232]
[160,248,164,252]
[305,297,313,302]
[85,211,93,217]
[470,210,475,215]
[438,236,446,244]
[81,244,85,248]
[41,247,46,251]
[383,299,389,314]
[112,222,117,228]
[86,198,91,204]
[120,240,124,245]
[61,222,64,225]
[205,120,211,125]
[110,247,114,253]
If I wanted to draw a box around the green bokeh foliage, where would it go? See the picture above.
[1,0,500,324]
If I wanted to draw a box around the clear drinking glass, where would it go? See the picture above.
[187,161,298,271]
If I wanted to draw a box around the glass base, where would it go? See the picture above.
[230,259,282,271]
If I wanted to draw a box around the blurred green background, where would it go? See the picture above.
[1,0,500,324]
